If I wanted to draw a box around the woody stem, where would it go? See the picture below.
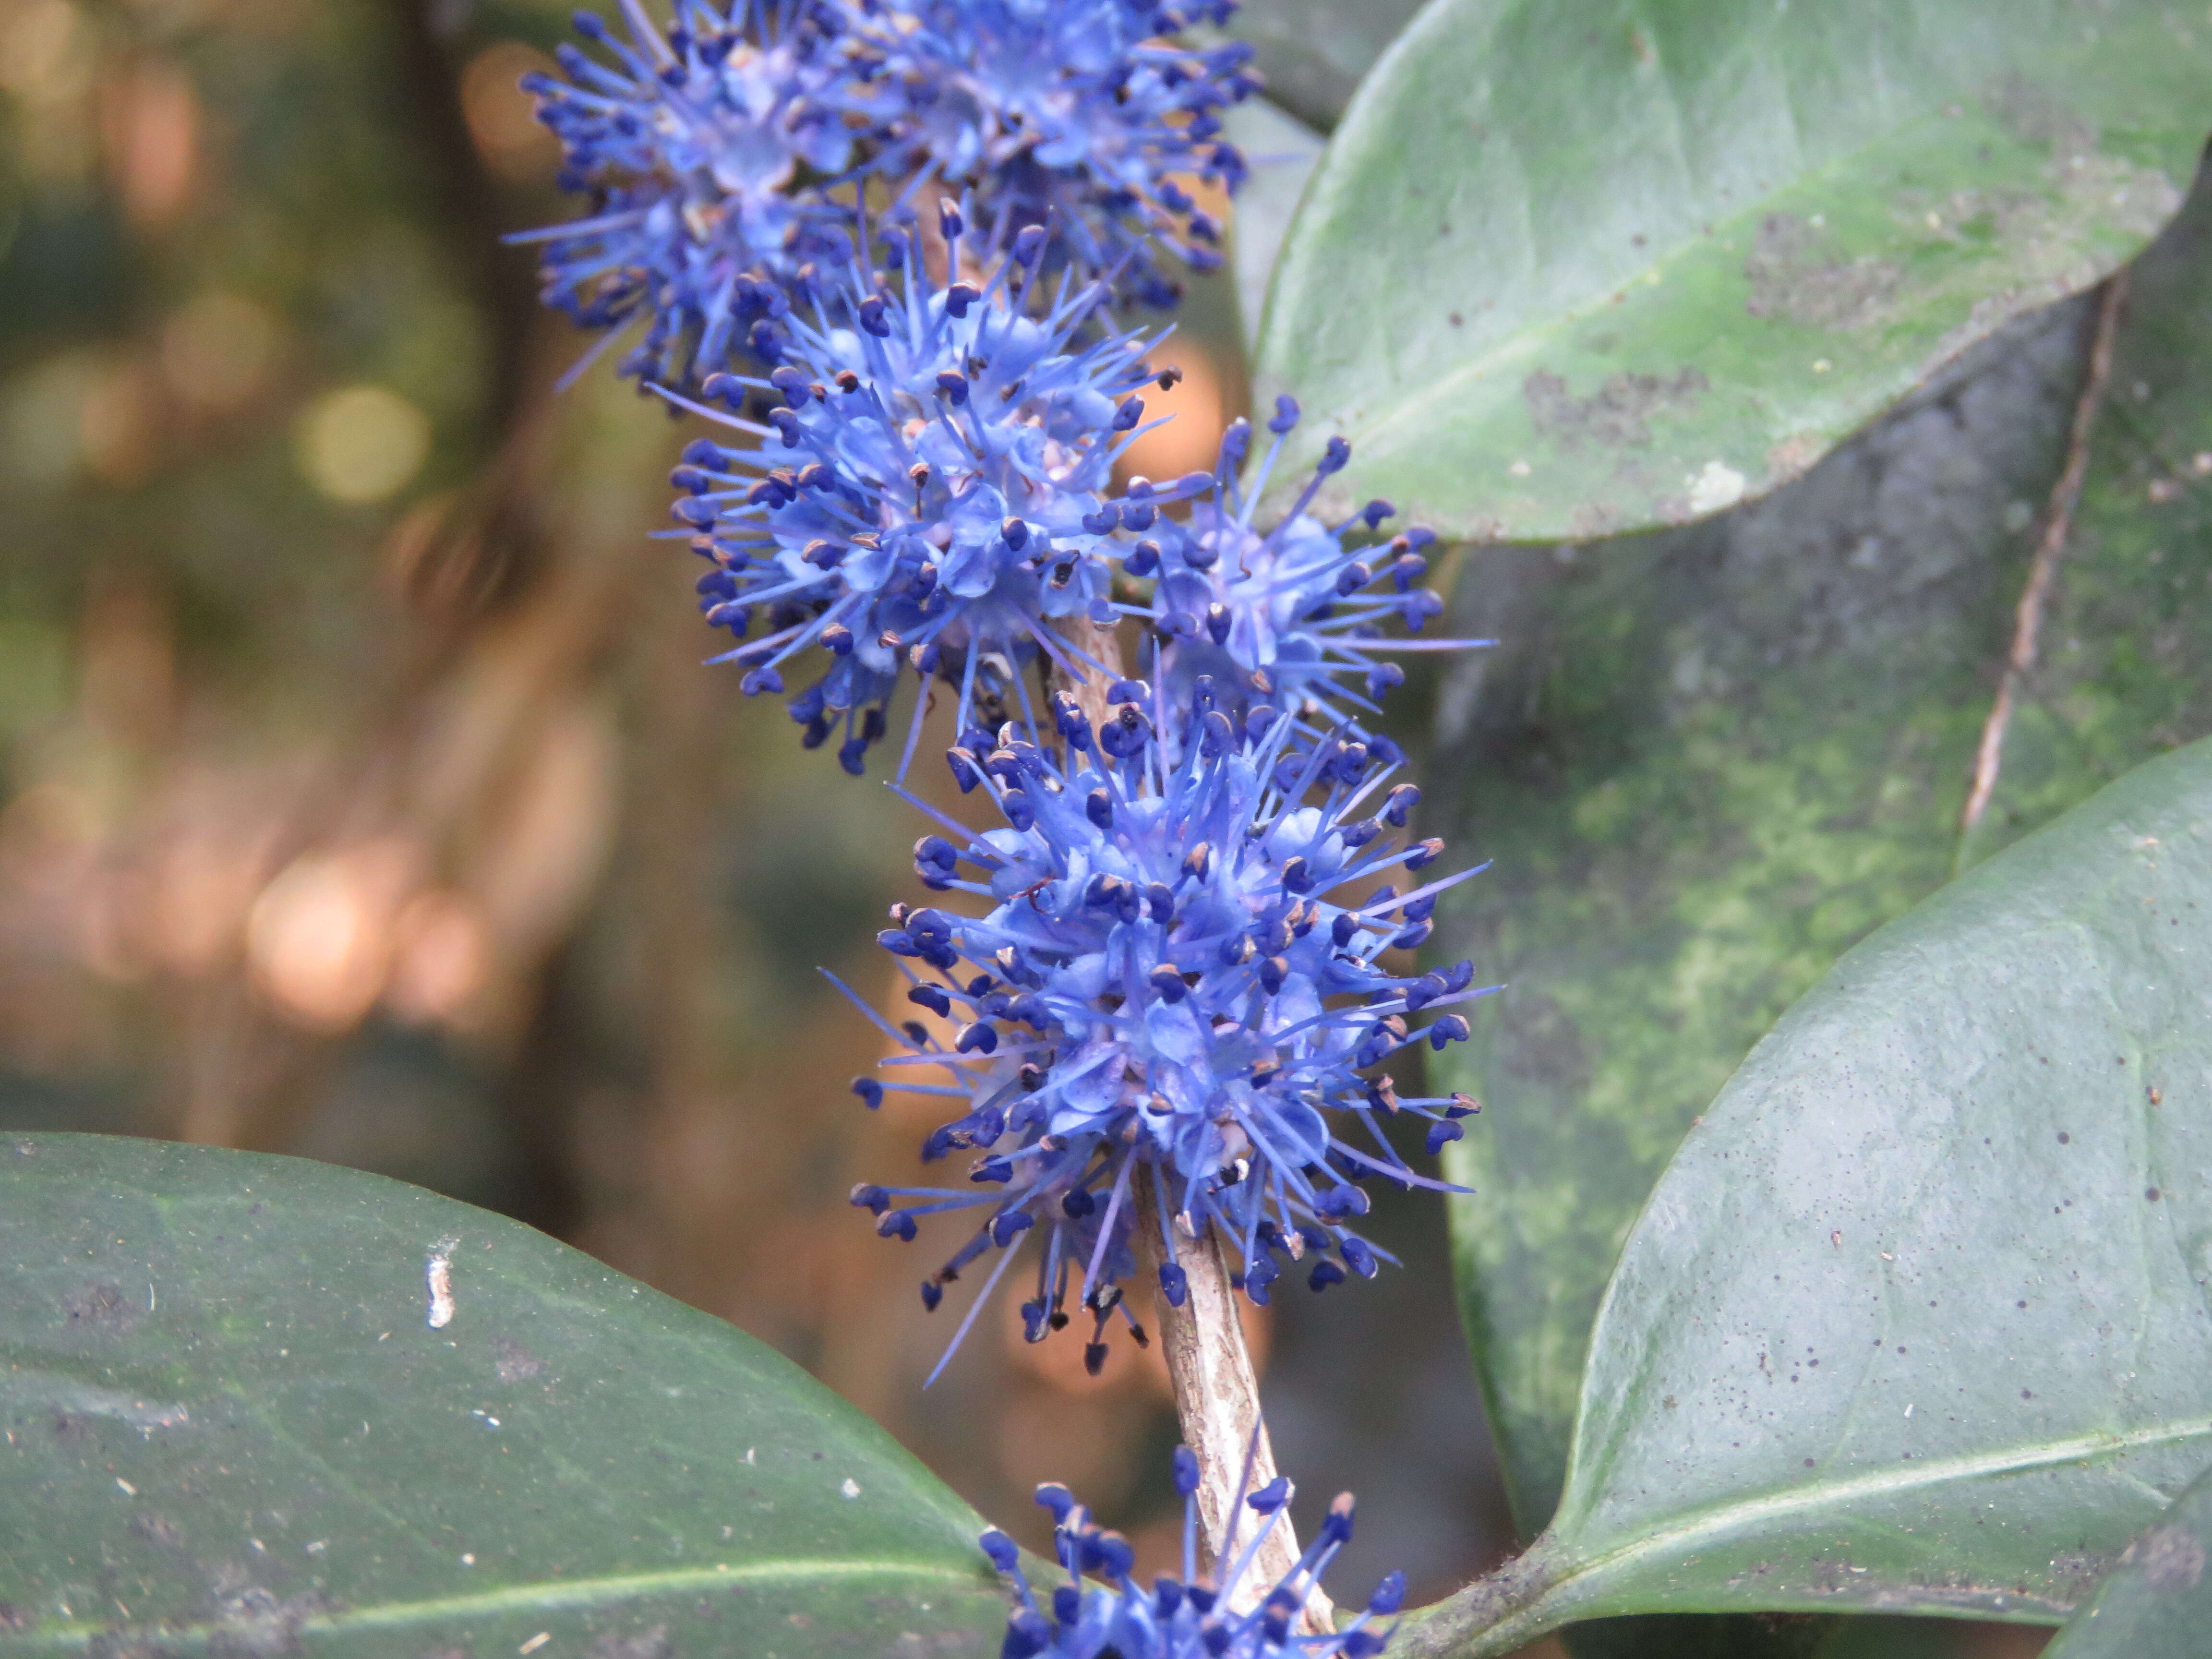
[1049,618,1334,1633]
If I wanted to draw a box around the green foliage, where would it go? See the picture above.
[1254,0,2212,541]
[1413,734,2212,1655]
[1221,96,1324,354]
[1958,172,2212,870]
[2044,1462,2212,1658]
[1433,164,2212,1618]
[1432,309,2063,1545]
[1220,0,1427,132]
[11,4,2212,1658]
[0,1135,1008,1658]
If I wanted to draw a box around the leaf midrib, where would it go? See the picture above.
[1,1560,991,1654]
[1547,1413,2212,1610]
[1425,1414,2212,1657]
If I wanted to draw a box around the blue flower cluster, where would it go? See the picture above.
[508,1,1492,1624]
[843,687,1485,1376]
[667,225,1208,774]
[513,0,883,386]
[1138,399,1468,745]
[983,1447,1402,1659]
[519,0,1258,385]
[871,0,1258,309]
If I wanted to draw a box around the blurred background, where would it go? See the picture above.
[0,2,2066,1655]
[0,0,1513,1619]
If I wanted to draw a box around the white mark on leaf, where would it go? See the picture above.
[841,1478,862,1499]
[1685,460,1746,514]
[426,1235,460,1329]
[40,1381,188,1435]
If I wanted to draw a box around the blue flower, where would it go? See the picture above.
[668,225,1198,775]
[841,697,1486,1376]
[1133,398,1474,744]
[981,1446,1403,1659]
[512,1,887,386]
[862,0,1260,306]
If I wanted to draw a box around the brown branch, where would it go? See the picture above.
[1049,623,1334,1634]
[1960,271,2129,837]
[1132,1181,1333,1631]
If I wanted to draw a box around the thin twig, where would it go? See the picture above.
[1049,624,1333,1633]
[1959,271,2130,837]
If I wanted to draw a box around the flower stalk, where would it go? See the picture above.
[1136,1178,1334,1632]
[1052,614,1333,1635]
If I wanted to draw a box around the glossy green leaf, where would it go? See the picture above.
[1409,736,2212,1657]
[1429,467,2044,1659]
[1433,163,2212,1659]
[1436,150,2212,1559]
[2043,1459,2212,1658]
[1218,0,1428,132]
[1433,306,2074,1544]
[1254,0,2212,541]
[0,1134,1008,1658]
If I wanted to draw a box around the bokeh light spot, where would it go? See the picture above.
[163,291,279,415]
[1114,340,1227,485]
[246,841,414,1031]
[294,384,432,505]
[103,60,200,228]
[0,0,93,105]
[387,889,491,1030]
[462,41,560,184]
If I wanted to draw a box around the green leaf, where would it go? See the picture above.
[2043,1460,2212,1658]
[1432,164,2212,1659]
[1224,97,1326,354]
[1957,166,2212,873]
[1411,736,2212,1657]
[1254,0,2212,541]
[1433,308,2073,1543]
[1219,0,1429,132]
[1436,145,2212,1545]
[0,1134,1008,1658]
[1428,464,2044,1659]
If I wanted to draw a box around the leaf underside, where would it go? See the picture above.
[1224,97,1327,356]
[0,1135,1008,1659]
[1255,0,2212,541]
